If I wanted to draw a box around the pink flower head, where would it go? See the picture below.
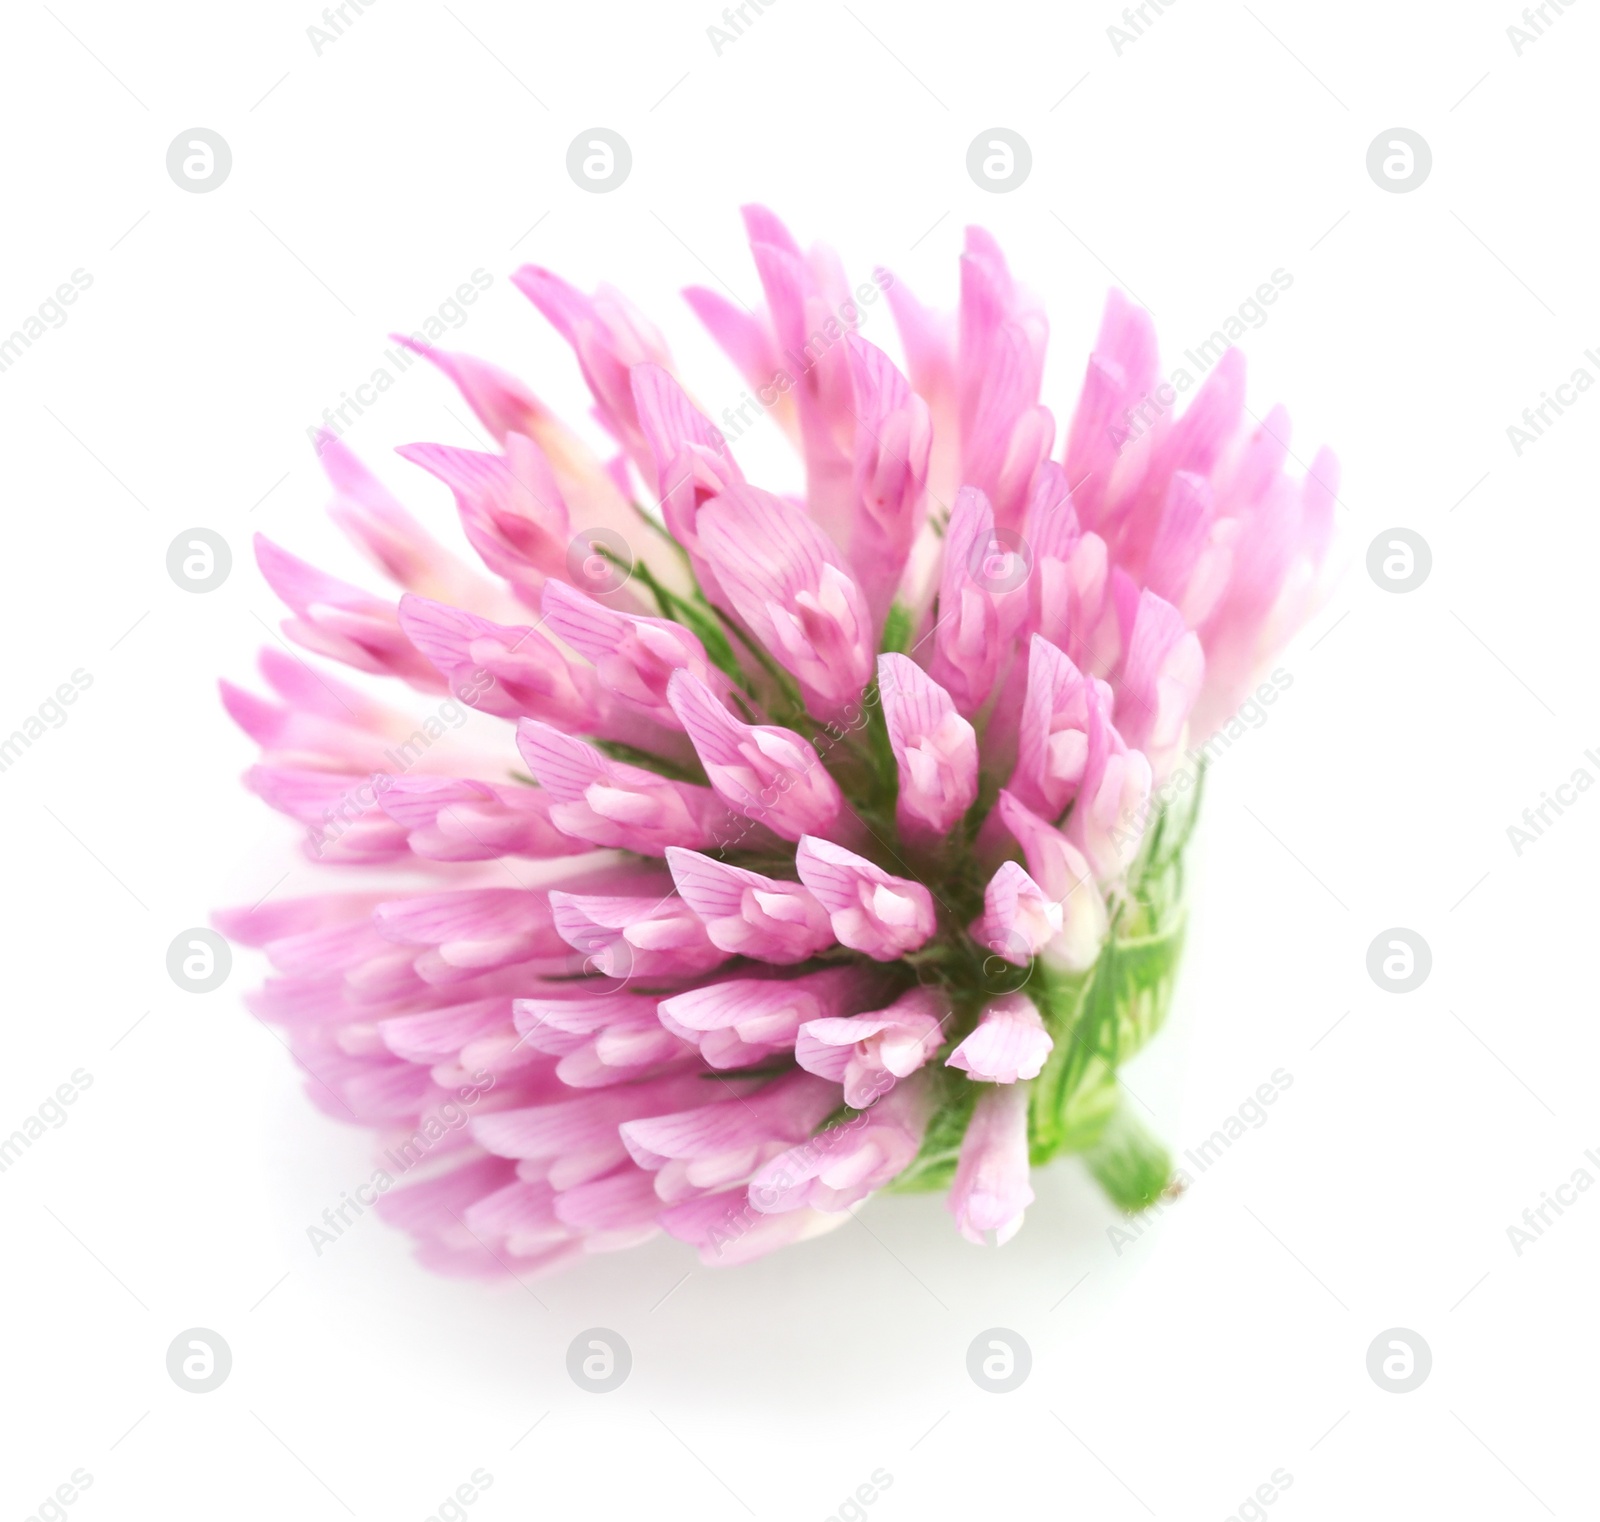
[946,993,1053,1083]
[795,836,937,961]
[793,987,949,1108]
[222,209,1338,1276]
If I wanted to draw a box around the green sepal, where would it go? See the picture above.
[591,739,708,785]
[1024,960,1097,1163]
[886,1065,978,1194]
[879,602,912,654]
[1025,908,1187,1166]
[1032,1059,1119,1164]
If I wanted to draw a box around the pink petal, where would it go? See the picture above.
[657,967,873,1069]
[950,1081,1035,1245]
[994,791,1108,971]
[547,889,728,981]
[697,484,874,722]
[972,860,1062,966]
[665,847,835,964]
[668,671,843,841]
[794,836,937,962]
[946,993,1052,1083]
[541,578,730,727]
[878,653,978,837]
[516,719,740,855]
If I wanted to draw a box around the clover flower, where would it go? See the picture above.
[220,208,1338,1275]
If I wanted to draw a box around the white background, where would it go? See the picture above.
[1,1,1596,1517]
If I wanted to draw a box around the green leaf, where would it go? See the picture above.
[1083,1090,1174,1212]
